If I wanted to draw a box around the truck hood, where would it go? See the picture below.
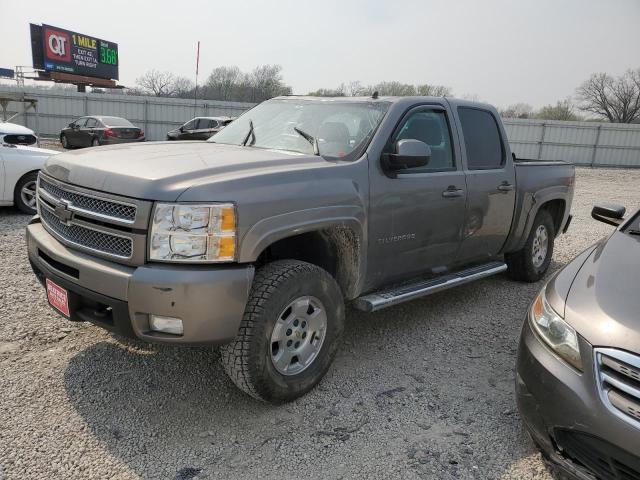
[563,231,640,353]
[43,141,329,201]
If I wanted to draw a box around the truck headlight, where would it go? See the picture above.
[149,203,236,262]
[530,287,582,371]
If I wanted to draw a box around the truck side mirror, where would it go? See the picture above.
[592,203,626,226]
[383,139,431,171]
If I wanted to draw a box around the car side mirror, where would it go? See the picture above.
[592,203,626,226]
[68,122,74,127]
[383,139,431,171]
[179,126,184,132]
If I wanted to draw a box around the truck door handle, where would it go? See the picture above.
[497,183,514,192]
[442,187,464,198]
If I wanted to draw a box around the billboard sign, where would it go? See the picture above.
[30,24,119,80]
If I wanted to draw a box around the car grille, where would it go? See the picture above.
[595,348,640,429]
[40,206,132,259]
[555,430,640,480]
[39,177,136,223]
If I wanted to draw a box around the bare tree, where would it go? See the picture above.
[204,66,243,101]
[308,83,347,97]
[576,69,640,123]
[534,99,581,121]
[136,70,178,97]
[346,81,364,96]
[416,84,452,96]
[173,76,195,98]
[500,103,534,119]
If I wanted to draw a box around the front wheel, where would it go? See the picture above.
[14,171,38,215]
[220,260,344,403]
[60,134,70,149]
[506,210,555,282]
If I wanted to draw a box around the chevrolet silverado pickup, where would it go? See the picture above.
[27,96,575,403]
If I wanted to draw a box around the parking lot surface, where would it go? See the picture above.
[1,167,637,480]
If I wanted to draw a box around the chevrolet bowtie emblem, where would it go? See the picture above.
[53,200,73,224]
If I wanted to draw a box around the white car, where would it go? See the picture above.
[0,122,39,146]
[0,142,58,214]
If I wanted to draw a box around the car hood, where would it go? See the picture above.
[43,141,330,201]
[563,231,640,353]
[0,122,35,135]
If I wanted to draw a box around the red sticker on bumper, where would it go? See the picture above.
[46,278,70,317]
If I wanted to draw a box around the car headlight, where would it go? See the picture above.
[149,203,236,262]
[530,287,582,371]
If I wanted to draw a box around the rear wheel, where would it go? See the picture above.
[506,210,555,282]
[220,260,344,403]
[91,137,100,147]
[14,172,38,215]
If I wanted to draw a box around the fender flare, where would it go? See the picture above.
[239,205,367,298]
[510,186,568,252]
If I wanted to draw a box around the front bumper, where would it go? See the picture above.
[516,317,640,479]
[27,220,254,344]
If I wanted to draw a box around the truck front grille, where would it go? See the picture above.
[35,174,149,264]
[40,206,133,259]
[39,177,137,223]
[595,348,640,429]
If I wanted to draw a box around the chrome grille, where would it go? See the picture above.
[40,207,132,258]
[39,177,136,223]
[595,348,640,430]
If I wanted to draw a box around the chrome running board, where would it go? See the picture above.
[353,261,507,312]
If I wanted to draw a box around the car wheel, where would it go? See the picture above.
[14,171,39,215]
[60,134,70,149]
[220,260,344,403]
[506,209,555,282]
[91,137,100,147]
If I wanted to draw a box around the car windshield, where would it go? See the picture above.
[101,117,134,127]
[209,98,390,160]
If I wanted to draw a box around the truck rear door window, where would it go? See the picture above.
[458,107,504,170]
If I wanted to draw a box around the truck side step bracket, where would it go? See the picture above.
[352,261,507,312]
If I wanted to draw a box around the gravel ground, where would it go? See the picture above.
[1,167,637,480]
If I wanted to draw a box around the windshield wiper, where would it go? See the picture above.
[293,127,319,155]
[626,229,640,236]
[242,119,255,146]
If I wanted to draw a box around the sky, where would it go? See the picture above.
[1,0,639,108]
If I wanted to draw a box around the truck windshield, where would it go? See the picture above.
[209,98,390,160]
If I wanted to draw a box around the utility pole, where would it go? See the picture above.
[194,41,200,118]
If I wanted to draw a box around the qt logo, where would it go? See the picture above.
[44,28,71,62]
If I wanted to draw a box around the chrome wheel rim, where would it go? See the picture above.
[61,136,68,147]
[270,296,327,376]
[531,225,549,268]
[20,181,37,209]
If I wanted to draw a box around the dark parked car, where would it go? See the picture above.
[166,116,233,141]
[60,116,145,149]
[517,204,640,479]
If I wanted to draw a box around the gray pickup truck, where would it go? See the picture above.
[27,96,575,402]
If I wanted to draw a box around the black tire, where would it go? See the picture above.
[14,171,39,215]
[506,209,555,282]
[220,260,345,403]
[91,137,100,147]
[60,134,71,149]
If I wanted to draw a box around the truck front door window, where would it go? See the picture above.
[391,109,455,172]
